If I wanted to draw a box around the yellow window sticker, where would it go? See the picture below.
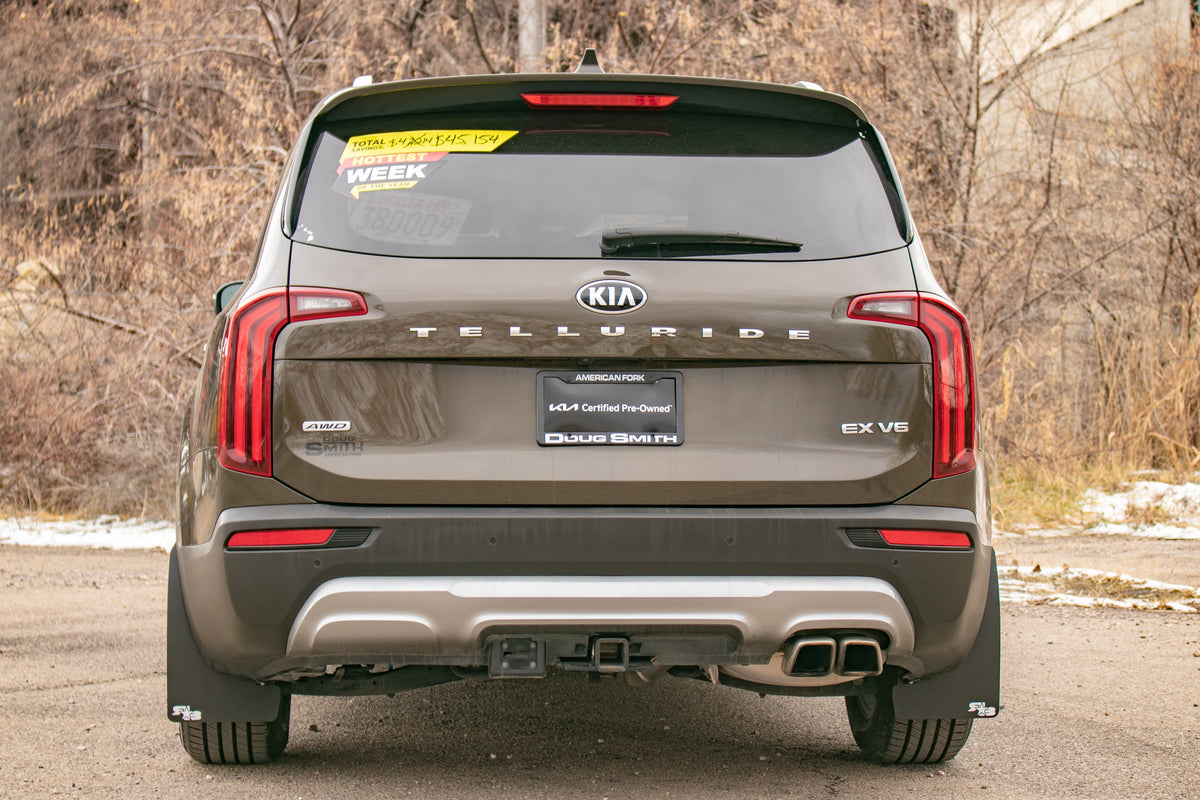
[339,129,518,161]
[337,130,517,198]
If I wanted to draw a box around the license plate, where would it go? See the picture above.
[536,371,683,446]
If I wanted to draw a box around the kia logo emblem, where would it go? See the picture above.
[576,279,647,314]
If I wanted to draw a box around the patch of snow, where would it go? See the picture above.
[997,565,1200,612]
[999,481,1200,540]
[0,516,174,551]
[1132,522,1200,540]
[1002,564,1199,593]
[1078,481,1200,539]
[995,526,1078,538]
[1083,521,1200,540]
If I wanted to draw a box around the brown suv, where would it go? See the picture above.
[168,56,999,765]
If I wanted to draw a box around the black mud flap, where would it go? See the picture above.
[167,547,284,724]
[892,551,1000,720]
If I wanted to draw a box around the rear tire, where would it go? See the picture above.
[846,676,972,763]
[179,695,291,764]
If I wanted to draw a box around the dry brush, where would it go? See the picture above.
[1,0,1196,515]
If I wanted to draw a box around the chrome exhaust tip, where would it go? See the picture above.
[782,635,837,677]
[836,636,884,677]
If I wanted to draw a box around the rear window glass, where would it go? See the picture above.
[293,110,907,260]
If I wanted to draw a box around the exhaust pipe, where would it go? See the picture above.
[779,633,886,680]
[835,636,884,677]
[782,635,837,677]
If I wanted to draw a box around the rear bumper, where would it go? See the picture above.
[176,504,992,682]
[286,573,915,664]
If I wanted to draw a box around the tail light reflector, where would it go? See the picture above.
[879,529,972,549]
[227,528,335,549]
[218,287,367,476]
[847,292,976,479]
[521,93,678,109]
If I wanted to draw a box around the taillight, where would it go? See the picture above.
[217,287,367,476]
[520,93,678,109]
[847,292,976,479]
[217,290,288,476]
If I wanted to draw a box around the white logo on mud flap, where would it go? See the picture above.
[302,420,352,432]
[171,704,203,721]
[968,701,997,717]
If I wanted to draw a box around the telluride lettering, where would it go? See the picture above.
[403,325,815,341]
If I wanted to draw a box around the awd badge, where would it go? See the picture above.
[302,420,351,432]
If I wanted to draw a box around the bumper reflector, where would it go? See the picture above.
[879,529,972,549]
[227,528,335,549]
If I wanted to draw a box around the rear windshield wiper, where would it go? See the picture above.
[600,228,802,258]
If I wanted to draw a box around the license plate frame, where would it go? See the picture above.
[536,370,683,446]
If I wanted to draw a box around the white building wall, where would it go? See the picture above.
[948,0,1192,189]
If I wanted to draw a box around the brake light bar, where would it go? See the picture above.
[218,287,367,476]
[521,93,678,109]
[227,528,335,549]
[879,529,972,549]
[847,292,976,479]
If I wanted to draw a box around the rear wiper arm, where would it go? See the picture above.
[600,228,802,258]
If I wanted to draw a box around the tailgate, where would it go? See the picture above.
[271,244,931,505]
